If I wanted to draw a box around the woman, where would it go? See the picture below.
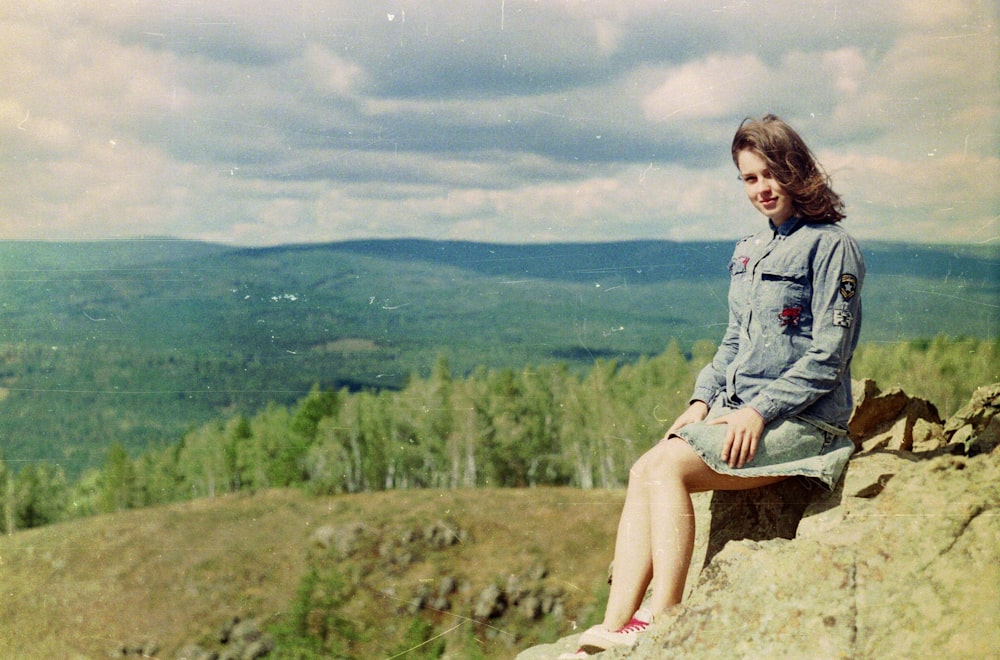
[566,115,865,656]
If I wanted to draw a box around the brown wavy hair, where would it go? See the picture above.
[731,115,845,223]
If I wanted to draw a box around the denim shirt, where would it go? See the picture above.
[691,218,865,429]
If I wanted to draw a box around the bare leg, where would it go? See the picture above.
[602,436,785,629]
[601,465,655,626]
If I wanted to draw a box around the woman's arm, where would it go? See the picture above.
[690,297,742,405]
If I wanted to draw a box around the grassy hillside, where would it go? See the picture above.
[0,239,996,476]
[0,486,625,658]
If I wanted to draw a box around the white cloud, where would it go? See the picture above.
[822,48,868,98]
[302,44,365,97]
[0,0,996,245]
[642,55,769,121]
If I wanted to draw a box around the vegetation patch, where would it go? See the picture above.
[312,338,380,354]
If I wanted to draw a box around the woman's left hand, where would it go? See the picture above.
[706,408,765,468]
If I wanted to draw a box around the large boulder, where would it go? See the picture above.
[849,379,944,452]
[518,383,1000,659]
[615,450,1000,659]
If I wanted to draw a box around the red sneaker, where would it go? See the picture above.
[576,608,653,653]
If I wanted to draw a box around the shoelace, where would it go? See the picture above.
[617,616,650,634]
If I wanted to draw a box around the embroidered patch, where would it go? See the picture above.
[840,274,858,300]
[779,306,803,327]
[729,255,750,275]
[833,309,854,328]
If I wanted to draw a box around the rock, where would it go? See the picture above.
[945,382,1000,454]
[702,477,816,567]
[911,417,947,453]
[429,595,451,612]
[842,448,921,498]
[586,450,1000,660]
[438,575,457,596]
[308,524,337,550]
[229,618,263,645]
[849,381,943,452]
[518,383,1000,659]
[407,586,430,615]
[849,379,908,443]
[473,584,506,620]
[242,637,275,660]
[944,382,1000,433]
[191,617,274,660]
[981,415,1000,454]
[109,641,160,657]
[218,617,240,644]
[310,521,368,557]
[518,594,543,620]
[516,634,586,660]
[174,645,217,660]
[506,573,527,604]
[423,519,465,548]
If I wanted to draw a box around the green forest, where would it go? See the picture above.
[1,336,995,534]
[1,239,996,480]
[1,239,997,535]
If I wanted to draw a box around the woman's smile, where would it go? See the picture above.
[737,149,795,226]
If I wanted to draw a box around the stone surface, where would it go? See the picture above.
[945,383,1000,455]
[605,451,1000,660]
[518,383,1000,660]
[850,381,943,453]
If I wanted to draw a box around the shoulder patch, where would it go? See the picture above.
[833,309,854,328]
[839,274,858,300]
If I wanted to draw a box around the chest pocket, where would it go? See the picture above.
[758,265,811,329]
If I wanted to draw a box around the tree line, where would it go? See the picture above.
[1,336,995,533]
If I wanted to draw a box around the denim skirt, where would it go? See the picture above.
[674,405,855,490]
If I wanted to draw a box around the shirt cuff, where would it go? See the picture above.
[747,394,780,424]
[690,387,717,406]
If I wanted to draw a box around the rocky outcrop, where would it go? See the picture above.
[174,617,274,660]
[519,382,1000,659]
[849,379,946,453]
[174,517,565,658]
[945,382,1000,455]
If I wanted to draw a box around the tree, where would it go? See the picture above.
[291,386,341,440]
[303,415,354,495]
[13,462,68,529]
[0,455,13,534]
[100,443,137,512]
[224,415,253,492]
[175,423,228,499]
[134,444,184,507]
[475,366,568,487]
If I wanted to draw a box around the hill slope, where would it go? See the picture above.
[0,486,625,658]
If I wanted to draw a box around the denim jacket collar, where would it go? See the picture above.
[770,216,804,237]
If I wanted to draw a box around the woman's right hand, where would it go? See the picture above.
[665,400,710,438]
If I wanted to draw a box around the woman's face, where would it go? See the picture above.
[737,149,795,226]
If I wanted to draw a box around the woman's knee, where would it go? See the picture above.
[629,436,691,482]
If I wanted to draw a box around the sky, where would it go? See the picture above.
[1,1,997,246]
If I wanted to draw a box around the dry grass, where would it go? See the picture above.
[0,487,624,658]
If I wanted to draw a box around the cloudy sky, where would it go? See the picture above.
[2,0,997,246]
